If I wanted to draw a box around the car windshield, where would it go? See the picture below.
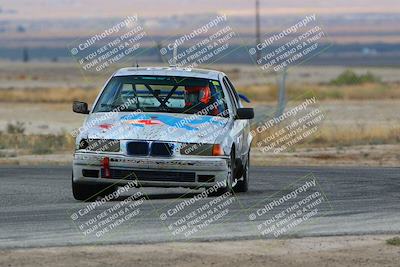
[92,75,228,117]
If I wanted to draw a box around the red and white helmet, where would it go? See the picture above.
[184,86,211,107]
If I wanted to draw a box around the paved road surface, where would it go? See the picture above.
[0,166,399,249]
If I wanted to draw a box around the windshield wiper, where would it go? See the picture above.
[121,108,141,112]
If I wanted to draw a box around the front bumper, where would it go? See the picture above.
[72,152,229,188]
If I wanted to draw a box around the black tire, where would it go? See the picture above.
[72,172,116,201]
[234,151,249,193]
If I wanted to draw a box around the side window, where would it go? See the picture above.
[93,78,122,111]
[222,77,238,112]
[225,76,242,108]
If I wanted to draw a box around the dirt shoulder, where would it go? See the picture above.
[1,235,399,267]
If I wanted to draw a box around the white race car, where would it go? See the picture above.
[72,67,254,201]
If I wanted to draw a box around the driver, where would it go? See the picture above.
[184,85,212,113]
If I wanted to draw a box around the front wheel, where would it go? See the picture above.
[211,152,235,196]
[234,151,249,193]
[72,172,116,201]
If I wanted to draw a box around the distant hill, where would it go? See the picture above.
[1,13,400,44]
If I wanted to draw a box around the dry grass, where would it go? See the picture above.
[0,132,75,155]
[240,82,400,102]
[0,88,99,103]
[311,125,400,146]
[1,82,400,104]
[251,124,400,149]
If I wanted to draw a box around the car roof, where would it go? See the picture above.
[114,67,224,80]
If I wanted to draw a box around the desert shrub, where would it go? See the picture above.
[31,139,55,154]
[386,237,400,246]
[330,70,381,85]
[30,133,73,154]
[0,132,74,155]
[0,132,4,149]
[7,121,25,134]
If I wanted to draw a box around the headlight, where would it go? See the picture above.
[180,143,224,156]
[77,139,120,152]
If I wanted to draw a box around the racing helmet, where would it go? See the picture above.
[184,85,211,107]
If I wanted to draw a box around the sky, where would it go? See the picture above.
[1,0,400,20]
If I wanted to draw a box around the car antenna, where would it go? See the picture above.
[169,42,178,68]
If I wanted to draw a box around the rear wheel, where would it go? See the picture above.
[234,151,249,193]
[72,172,116,201]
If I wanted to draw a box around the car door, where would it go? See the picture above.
[222,76,248,163]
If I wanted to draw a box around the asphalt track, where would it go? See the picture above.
[0,165,399,249]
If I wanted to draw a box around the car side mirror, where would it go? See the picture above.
[236,108,254,120]
[73,101,90,114]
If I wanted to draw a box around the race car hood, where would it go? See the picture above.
[81,112,229,144]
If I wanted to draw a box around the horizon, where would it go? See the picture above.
[1,0,400,20]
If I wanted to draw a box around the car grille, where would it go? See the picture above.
[150,142,174,157]
[127,141,149,156]
[126,141,174,157]
[101,169,195,183]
